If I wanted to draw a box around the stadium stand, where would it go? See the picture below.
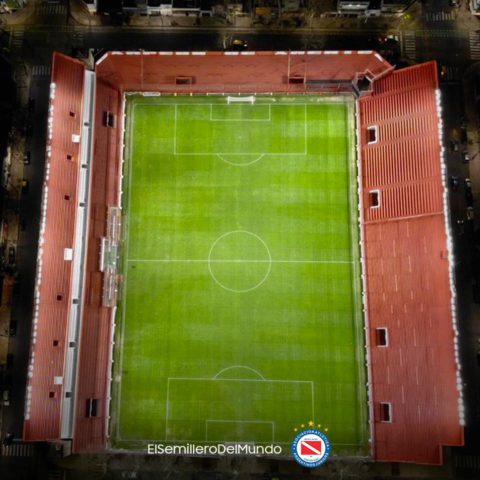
[96,50,393,94]
[24,53,86,442]
[23,51,463,463]
[359,62,464,464]
[73,77,122,452]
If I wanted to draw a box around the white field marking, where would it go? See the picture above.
[173,103,307,156]
[173,104,177,154]
[119,439,363,448]
[116,103,136,437]
[209,104,271,122]
[304,103,308,154]
[127,259,353,264]
[311,381,315,425]
[175,152,306,156]
[213,365,266,380]
[116,97,348,441]
[207,230,272,293]
[205,419,275,442]
[117,438,364,447]
[133,102,323,107]
[116,101,137,439]
[165,376,170,441]
[216,154,265,167]
[165,376,314,441]
[348,100,368,445]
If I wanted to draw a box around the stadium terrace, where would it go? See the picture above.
[23,50,464,465]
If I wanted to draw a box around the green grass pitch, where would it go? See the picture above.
[111,94,368,455]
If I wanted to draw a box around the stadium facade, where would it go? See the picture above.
[22,50,464,465]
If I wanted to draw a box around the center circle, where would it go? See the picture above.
[208,230,272,293]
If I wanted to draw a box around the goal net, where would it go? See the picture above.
[226,95,255,104]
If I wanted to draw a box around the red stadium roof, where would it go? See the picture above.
[24,53,86,442]
[359,62,464,464]
[96,50,393,93]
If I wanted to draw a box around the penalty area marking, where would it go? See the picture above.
[165,376,314,442]
[216,153,264,167]
[213,365,266,380]
[173,103,307,156]
[209,104,272,122]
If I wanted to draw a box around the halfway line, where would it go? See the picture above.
[127,259,352,264]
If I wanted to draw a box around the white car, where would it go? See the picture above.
[2,390,10,406]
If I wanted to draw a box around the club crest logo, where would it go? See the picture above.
[291,428,331,468]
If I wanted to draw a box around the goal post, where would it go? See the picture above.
[226,95,255,104]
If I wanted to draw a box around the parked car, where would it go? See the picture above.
[21,179,29,194]
[450,140,459,152]
[461,125,468,144]
[230,39,247,51]
[465,178,474,206]
[462,151,470,163]
[2,432,13,446]
[8,246,15,265]
[23,151,30,165]
[467,206,475,221]
[450,176,459,191]
[9,321,17,337]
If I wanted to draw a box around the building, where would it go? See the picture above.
[337,0,415,16]
[471,0,480,16]
[82,0,215,16]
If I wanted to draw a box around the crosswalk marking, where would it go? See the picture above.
[32,65,51,76]
[1,442,34,457]
[425,11,456,22]
[10,27,25,51]
[470,32,480,60]
[403,31,416,61]
[455,454,480,470]
[38,4,67,16]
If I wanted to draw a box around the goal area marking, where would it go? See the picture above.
[209,104,271,122]
[205,419,275,442]
[172,103,308,156]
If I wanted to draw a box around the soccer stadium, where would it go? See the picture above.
[22,50,464,465]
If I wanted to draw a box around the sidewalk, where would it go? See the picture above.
[67,0,423,33]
